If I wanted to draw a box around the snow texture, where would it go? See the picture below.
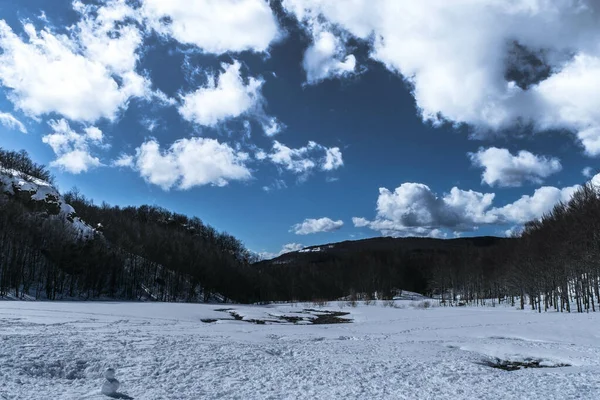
[0,301,599,399]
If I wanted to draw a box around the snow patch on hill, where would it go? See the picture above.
[0,167,95,238]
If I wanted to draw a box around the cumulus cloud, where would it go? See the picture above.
[179,61,263,126]
[353,183,496,237]
[282,0,600,154]
[51,150,102,174]
[42,119,104,174]
[493,185,579,224]
[303,30,356,84]
[126,138,252,190]
[469,147,562,187]
[292,217,344,235]
[267,141,344,175]
[353,181,582,237]
[73,0,142,75]
[141,0,280,54]
[179,61,277,135]
[0,112,26,133]
[0,1,148,122]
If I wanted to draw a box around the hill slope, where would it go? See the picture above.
[0,148,256,303]
[263,236,508,264]
[253,236,512,302]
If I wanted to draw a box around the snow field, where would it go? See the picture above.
[1,301,599,399]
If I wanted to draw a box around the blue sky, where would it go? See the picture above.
[0,0,598,258]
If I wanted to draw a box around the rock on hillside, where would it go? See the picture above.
[0,167,95,239]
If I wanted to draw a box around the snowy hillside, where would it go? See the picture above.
[1,301,599,399]
[0,167,95,238]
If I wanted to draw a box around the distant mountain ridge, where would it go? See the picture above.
[252,235,513,303]
[261,236,509,265]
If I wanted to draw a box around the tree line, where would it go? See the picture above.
[431,182,600,313]
[255,185,600,313]
[3,147,600,312]
[0,148,54,184]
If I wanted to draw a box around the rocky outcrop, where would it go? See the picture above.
[0,168,95,239]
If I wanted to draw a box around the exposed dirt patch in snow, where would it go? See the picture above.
[480,357,571,371]
[211,308,352,325]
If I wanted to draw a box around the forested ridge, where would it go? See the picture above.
[254,236,511,302]
[259,185,600,313]
[0,148,258,302]
[2,148,600,312]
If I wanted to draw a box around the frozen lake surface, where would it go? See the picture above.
[1,300,599,399]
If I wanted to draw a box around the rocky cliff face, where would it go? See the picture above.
[0,167,95,239]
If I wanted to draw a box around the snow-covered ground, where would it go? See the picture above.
[1,301,599,399]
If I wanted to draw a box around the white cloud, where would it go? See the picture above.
[0,112,26,133]
[322,147,343,171]
[257,242,304,260]
[130,138,252,190]
[112,154,134,168]
[282,0,600,154]
[503,226,522,238]
[267,140,344,174]
[353,181,582,237]
[583,167,594,178]
[51,150,102,174]
[261,117,284,137]
[42,119,104,174]
[303,30,356,84]
[493,185,579,225]
[534,54,600,155]
[262,179,287,192]
[353,183,496,237]
[0,1,148,122]
[255,149,268,161]
[179,61,263,127]
[292,217,344,235]
[142,0,280,54]
[73,0,142,75]
[269,141,317,173]
[280,243,304,254]
[469,147,562,187]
